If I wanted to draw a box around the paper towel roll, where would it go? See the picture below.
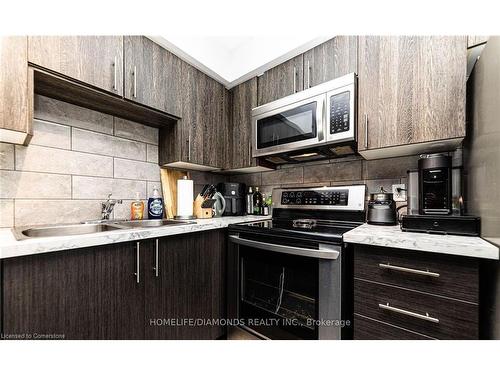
[176,176,194,217]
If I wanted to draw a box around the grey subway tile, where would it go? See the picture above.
[0,170,71,199]
[30,119,71,150]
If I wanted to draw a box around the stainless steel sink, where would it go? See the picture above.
[13,223,125,240]
[13,219,195,240]
[112,219,195,228]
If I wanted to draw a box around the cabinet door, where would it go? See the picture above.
[257,55,303,105]
[124,36,182,117]
[230,78,258,169]
[28,36,123,95]
[0,37,32,144]
[2,247,99,339]
[202,77,224,168]
[303,36,358,89]
[145,231,225,339]
[358,36,466,151]
[94,241,147,339]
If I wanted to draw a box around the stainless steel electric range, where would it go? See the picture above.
[227,185,366,340]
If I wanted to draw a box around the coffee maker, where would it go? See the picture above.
[216,182,247,216]
[418,154,452,215]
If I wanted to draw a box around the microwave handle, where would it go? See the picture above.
[317,97,326,142]
[229,234,340,260]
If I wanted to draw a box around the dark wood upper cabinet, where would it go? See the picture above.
[230,78,258,169]
[0,37,32,145]
[124,36,183,118]
[302,36,358,88]
[257,55,304,105]
[28,36,123,96]
[357,36,467,155]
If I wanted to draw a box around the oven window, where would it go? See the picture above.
[239,247,318,339]
[256,102,317,149]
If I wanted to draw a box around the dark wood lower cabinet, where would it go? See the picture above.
[353,245,480,340]
[145,231,225,339]
[1,230,225,340]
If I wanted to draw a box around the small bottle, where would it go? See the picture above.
[262,194,270,216]
[148,187,164,219]
[131,192,144,220]
[246,187,254,215]
[253,187,262,215]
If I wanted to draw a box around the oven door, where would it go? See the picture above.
[252,94,325,158]
[227,233,343,340]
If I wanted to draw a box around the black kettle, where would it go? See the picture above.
[367,187,397,225]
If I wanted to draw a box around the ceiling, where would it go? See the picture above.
[149,35,334,89]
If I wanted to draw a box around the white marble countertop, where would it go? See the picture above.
[0,216,271,260]
[343,223,499,260]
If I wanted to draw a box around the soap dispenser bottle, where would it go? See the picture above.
[148,187,164,219]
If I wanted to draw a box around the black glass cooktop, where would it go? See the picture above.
[230,218,361,243]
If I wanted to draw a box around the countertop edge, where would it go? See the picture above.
[0,216,271,260]
[343,223,499,260]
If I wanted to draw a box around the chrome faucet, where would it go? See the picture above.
[101,194,123,220]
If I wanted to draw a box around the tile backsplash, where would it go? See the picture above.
[0,95,163,227]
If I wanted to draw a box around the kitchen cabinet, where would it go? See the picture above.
[353,245,479,340]
[124,36,183,118]
[302,36,358,89]
[2,246,100,339]
[1,231,225,340]
[160,64,226,169]
[230,78,258,169]
[145,231,226,339]
[357,36,467,159]
[28,36,123,96]
[257,55,304,105]
[0,37,33,145]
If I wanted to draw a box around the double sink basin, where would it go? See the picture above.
[13,219,195,240]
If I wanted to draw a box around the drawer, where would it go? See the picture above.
[354,314,435,340]
[354,279,478,339]
[354,245,479,303]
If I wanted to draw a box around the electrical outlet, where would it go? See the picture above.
[392,184,406,202]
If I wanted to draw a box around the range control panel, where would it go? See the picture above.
[281,189,349,206]
[329,91,350,134]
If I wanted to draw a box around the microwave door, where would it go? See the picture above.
[253,94,325,158]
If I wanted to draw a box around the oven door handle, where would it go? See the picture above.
[229,234,340,260]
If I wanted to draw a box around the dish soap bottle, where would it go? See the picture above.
[131,192,144,220]
[148,187,164,219]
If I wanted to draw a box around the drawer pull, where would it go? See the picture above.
[379,303,439,324]
[379,263,440,278]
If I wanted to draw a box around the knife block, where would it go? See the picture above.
[193,194,205,219]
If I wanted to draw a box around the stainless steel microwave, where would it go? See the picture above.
[252,73,356,163]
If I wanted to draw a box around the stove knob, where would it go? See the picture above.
[296,198,302,204]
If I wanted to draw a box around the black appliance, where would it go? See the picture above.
[227,185,366,340]
[401,215,481,236]
[367,187,397,225]
[217,182,246,216]
[418,154,452,215]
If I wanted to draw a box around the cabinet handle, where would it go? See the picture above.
[293,65,297,93]
[364,114,368,149]
[248,140,252,160]
[379,263,440,278]
[133,66,137,98]
[306,59,311,89]
[134,242,140,284]
[187,137,191,161]
[378,303,439,324]
[113,56,118,91]
[153,238,159,277]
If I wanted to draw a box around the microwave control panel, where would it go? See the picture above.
[329,91,350,134]
[281,189,349,206]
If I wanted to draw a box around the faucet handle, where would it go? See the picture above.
[107,193,113,200]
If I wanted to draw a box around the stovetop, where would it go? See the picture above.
[229,218,362,243]
[229,185,367,243]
